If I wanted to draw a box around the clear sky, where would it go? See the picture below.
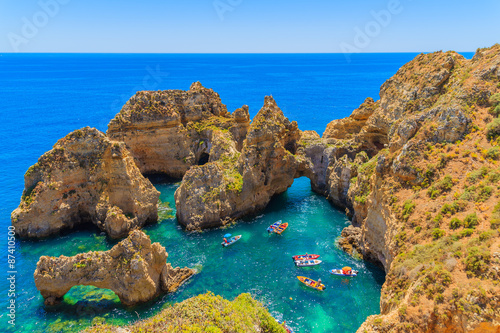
[0,0,498,53]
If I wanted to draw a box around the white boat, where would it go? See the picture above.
[221,235,242,247]
[294,259,322,267]
[330,268,358,276]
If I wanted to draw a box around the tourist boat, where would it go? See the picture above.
[295,259,322,267]
[330,266,358,276]
[273,222,288,234]
[297,276,325,291]
[221,235,242,247]
[267,220,282,233]
[276,319,294,333]
[292,254,320,261]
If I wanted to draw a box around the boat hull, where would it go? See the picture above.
[222,235,242,247]
[297,276,325,291]
[292,254,320,261]
[295,259,322,267]
[274,223,288,234]
[267,220,282,233]
[330,269,358,277]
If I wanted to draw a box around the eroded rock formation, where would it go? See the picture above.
[34,230,194,306]
[11,127,160,239]
[107,82,250,178]
[175,96,301,229]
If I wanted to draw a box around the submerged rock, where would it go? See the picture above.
[11,127,160,239]
[34,230,194,306]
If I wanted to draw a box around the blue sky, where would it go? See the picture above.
[0,0,498,53]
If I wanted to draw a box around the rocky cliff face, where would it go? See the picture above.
[107,82,250,178]
[11,127,160,239]
[34,230,194,306]
[325,45,500,332]
[174,96,301,229]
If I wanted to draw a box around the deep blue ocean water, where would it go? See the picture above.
[0,53,473,332]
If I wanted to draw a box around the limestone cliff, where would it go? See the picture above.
[11,127,160,239]
[34,230,194,306]
[107,82,250,178]
[174,96,301,229]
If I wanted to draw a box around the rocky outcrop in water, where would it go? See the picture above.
[107,82,250,178]
[34,230,194,306]
[175,96,301,229]
[11,127,160,239]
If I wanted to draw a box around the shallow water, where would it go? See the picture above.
[3,177,384,333]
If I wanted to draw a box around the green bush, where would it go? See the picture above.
[489,93,500,106]
[492,104,500,117]
[432,228,445,240]
[401,200,416,221]
[487,118,500,140]
[488,171,500,183]
[464,246,490,276]
[464,213,479,228]
[431,213,444,228]
[440,203,456,216]
[458,228,474,238]
[449,218,462,230]
[491,219,500,229]
[475,186,493,202]
[486,147,500,160]
[427,175,454,199]
[479,230,496,241]
[467,167,489,183]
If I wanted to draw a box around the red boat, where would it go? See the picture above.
[292,254,320,261]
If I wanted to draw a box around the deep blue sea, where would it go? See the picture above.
[0,53,473,332]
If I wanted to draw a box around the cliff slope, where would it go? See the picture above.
[323,45,500,332]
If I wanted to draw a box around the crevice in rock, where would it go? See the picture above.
[197,152,210,166]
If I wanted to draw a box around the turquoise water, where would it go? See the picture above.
[4,177,384,333]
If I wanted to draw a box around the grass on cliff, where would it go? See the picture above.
[84,292,286,333]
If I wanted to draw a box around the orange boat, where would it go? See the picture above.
[274,222,288,234]
[297,276,325,291]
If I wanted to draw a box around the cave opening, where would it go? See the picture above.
[198,153,210,166]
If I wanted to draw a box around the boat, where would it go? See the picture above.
[292,254,320,261]
[295,259,322,267]
[267,220,282,233]
[273,222,288,234]
[330,266,358,276]
[221,235,242,247]
[276,319,294,333]
[297,276,325,291]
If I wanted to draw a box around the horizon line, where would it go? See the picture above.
[0,51,476,55]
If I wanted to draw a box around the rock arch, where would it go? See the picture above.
[34,230,194,306]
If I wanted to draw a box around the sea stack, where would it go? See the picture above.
[34,230,195,306]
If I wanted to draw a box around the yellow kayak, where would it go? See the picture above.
[297,276,325,291]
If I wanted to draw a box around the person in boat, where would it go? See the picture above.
[317,278,322,286]
[223,238,228,244]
